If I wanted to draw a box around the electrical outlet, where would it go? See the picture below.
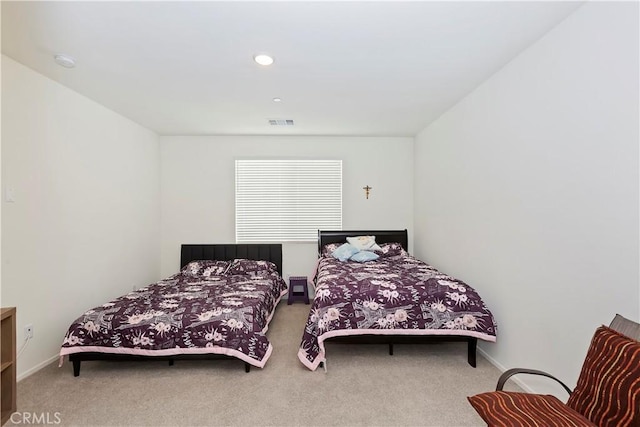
[25,324,34,339]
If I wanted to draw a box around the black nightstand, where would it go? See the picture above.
[287,276,309,305]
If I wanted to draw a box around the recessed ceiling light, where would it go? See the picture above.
[273,97,282,102]
[54,54,76,68]
[253,54,274,66]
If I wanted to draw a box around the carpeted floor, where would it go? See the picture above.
[14,303,517,426]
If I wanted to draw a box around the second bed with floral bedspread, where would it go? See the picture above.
[298,244,497,370]
[61,259,288,371]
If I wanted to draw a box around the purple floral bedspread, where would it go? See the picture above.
[298,251,497,370]
[61,270,287,368]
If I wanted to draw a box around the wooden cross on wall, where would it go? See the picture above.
[363,185,372,199]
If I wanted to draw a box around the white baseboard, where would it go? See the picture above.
[18,354,59,382]
[477,346,535,393]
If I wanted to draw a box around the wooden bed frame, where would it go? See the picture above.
[317,229,478,368]
[69,243,283,376]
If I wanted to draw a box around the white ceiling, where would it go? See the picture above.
[2,1,583,137]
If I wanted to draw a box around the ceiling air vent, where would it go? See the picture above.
[268,119,294,126]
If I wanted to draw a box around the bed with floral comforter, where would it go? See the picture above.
[61,258,287,373]
[298,243,497,371]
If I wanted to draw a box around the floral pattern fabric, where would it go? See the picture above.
[61,271,287,368]
[298,252,497,371]
[226,259,279,278]
[181,260,230,277]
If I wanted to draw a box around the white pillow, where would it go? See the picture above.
[346,235,381,251]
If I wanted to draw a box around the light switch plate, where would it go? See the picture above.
[4,186,15,203]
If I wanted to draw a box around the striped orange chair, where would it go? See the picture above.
[468,315,640,427]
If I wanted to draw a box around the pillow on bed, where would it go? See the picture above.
[332,243,360,262]
[350,250,379,262]
[346,235,382,251]
[321,243,342,258]
[227,258,279,277]
[181,260,229,277]
[375,242,407,258]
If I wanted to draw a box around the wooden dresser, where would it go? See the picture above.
[1,307,16,425]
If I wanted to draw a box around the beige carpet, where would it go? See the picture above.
[14,303,518,426]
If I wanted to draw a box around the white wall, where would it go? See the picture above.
[0,8,3,347]
[414,2,639,397]
[160,136,414,279]
[1,56,161,379]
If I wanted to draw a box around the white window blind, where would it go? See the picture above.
[235,160,342,242]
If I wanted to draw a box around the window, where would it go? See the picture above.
[235,160,342,242]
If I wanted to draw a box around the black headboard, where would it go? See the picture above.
[180,244,283,275]
[317,230,409,256]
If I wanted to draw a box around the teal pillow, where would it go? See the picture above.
[350,251,380,262]
[332,243,360,261]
